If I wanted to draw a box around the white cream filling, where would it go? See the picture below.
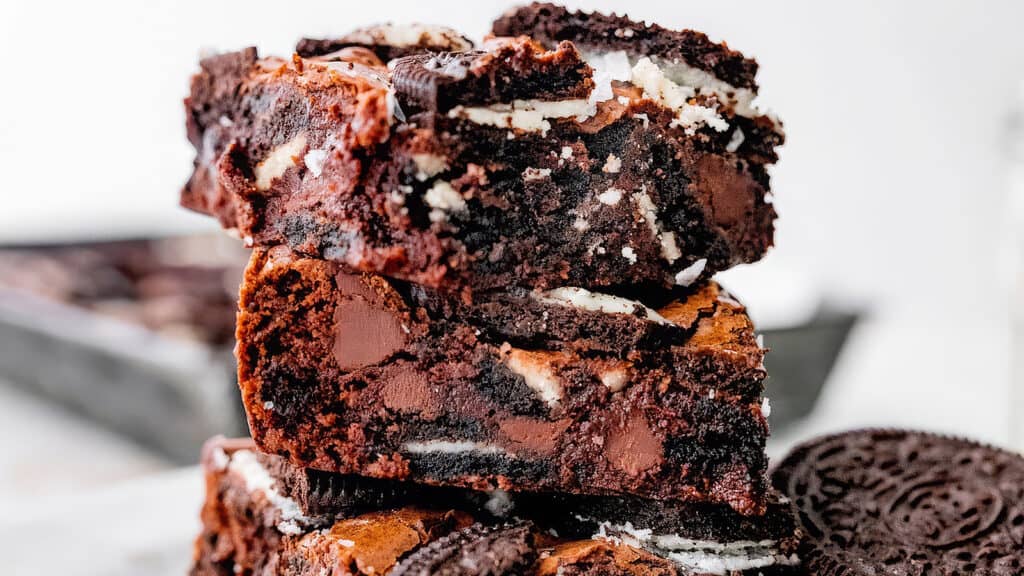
[423,53,470,80]
[229,449,311,535]
[674,258,707,286]
[255,134,307,190]
[599,367,631,393]
[633,188,681,264]
[504,348,564,407]
[534,287,671,325]
[523,167,552,181]
[386,88,405,123]
[447,99,592,135]
[340,23,472,51]
[726,127,746,153]
[587,50,632,108]
[303,149,328,177]
[423,180,465,222]
[484,489,515,517]
[621,245,638,264]
[602,153,622,173]
[209,445,230,471]
[631,57,729,135]
[587,49,767,120]
[597,187,624,205]
[412,153,448,181]
[402,440,508,456]
[594,521,799,576]
[648,56,758,118]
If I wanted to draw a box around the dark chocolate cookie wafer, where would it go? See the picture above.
[772,429,1024,575]
[390,521,536,576]
[296,23,474,62]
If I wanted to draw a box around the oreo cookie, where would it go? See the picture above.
[390,37,593,116]
[772,429,1024,575]
[254,449,501,519]
[389,521,536,576]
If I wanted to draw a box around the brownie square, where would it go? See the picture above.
[236,246,770,514]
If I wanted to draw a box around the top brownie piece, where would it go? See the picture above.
[182,7,782,294]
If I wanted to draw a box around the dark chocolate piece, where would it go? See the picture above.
[772,429,1024,576]
[237,247,770,513]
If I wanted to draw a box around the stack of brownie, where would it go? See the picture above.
[182,4,798,574]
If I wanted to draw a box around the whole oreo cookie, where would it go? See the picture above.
[772,429,1024,575]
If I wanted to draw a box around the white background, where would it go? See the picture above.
[1,3,1023,568]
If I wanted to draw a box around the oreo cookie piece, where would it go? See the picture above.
[772,429,1024,575]
[390,37,593,115]
[296,23,474,61]
[390,521,537,576]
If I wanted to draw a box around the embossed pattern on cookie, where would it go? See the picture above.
[772,429,1024,575]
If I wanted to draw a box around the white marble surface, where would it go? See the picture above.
[0,380,196,575]
[0,382,171,514]
[1,464,201,576]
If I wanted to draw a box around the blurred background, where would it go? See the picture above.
[2,0,1023,572]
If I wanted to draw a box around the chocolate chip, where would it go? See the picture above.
[332,273,408,370]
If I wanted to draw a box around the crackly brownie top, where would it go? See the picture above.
[186,46,393,153]
[492,2,758,90]
[536,540,678,576]
[296,23,474,62]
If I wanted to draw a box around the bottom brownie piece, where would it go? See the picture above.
[192,437,802,576]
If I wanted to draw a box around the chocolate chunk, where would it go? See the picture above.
[773,429,1024,575]
[332,273,408,370]
[605,414,664,476]
[390,521,537,576]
